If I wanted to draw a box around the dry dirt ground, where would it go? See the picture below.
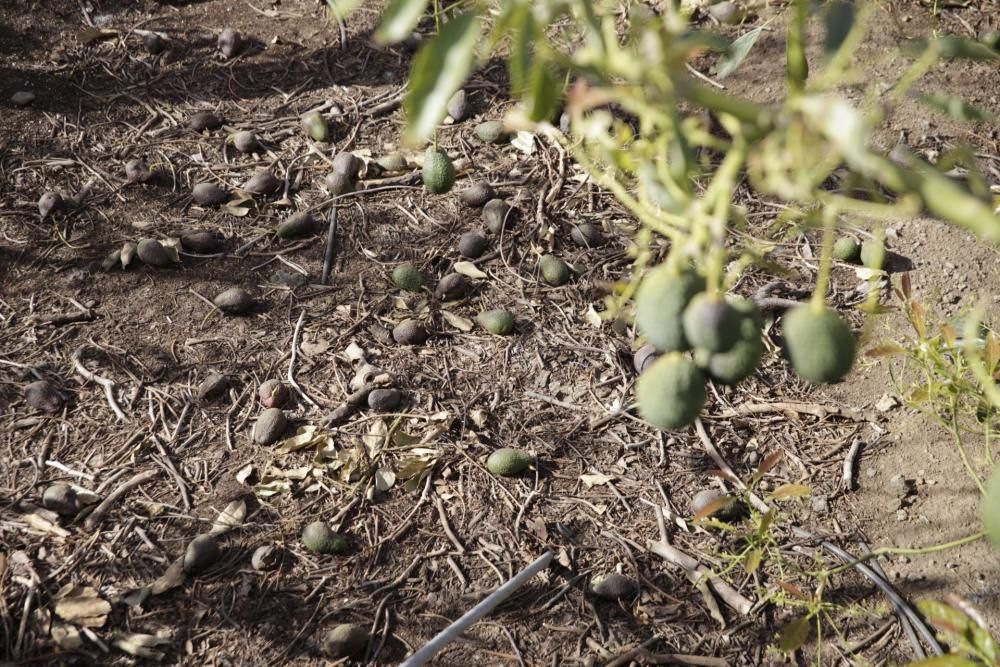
[1,1,999,666]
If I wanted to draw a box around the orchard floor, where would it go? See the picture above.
[1,1,999,666]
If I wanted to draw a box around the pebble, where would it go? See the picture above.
[888,474,914,498]
[896,509,908,521]
[11,91,35,106]
[866,467,877,478]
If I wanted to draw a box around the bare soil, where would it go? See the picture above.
[1,1,999,666]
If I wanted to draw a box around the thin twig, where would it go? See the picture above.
[842,438,863,490]
[288,311,319,410]
[71,345,126,421]
[83,469,159,530]
[694,418,769,513]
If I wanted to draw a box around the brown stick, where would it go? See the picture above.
[83,470,159,530]
[647,540,753,615]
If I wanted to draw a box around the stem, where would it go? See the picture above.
[952,394,987,495]
[824,531,985,577]
[433,0,441,34]
[811,206,837,309]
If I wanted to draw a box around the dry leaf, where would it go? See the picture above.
[374,468,396,492]
[441,310,474,332]
[51,622,83,650]
[209,500,246,536]
[584,305,603,328]
[300,337,331,356]
[54,585,111,627]
[77,27,118,44]
[274,425,321,454]
[580,472,613,488]
[362,419,387,457]
[150,560,186,595]
[254,478,291,497]
[23,513,70,538]
[511,131,536,155]
[113,631,172,661]
[343,342,367,361]
[235,464,254,485]
[453,261,488,279]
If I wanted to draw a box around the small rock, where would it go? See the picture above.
[11,91,35,106]
[125,158,153,184]
[25,380,63,413]
[213,287,254,314]
[192,182,229,206]
[811,495,830,514]
[242,170,280,196]
[866,467,877,479]
[896,509,908,522]
[888,474,914,498]
[875,393,901,412]
[197,373,230,402]
[324,171,354,195]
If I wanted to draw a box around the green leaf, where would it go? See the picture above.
[403,11,482,145]
[904,36,1000,61]
[375,0,431,45]
[823,1,855,59]
[743,548,762,574]
[715,26,763,79]
[525,60,560,123]
[326,0,363,20]
[769,483,811,500]
[921,93,999,124]
[777,616,811,653]
[506,4,534,96]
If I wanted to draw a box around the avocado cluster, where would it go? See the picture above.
[634,263,856,430]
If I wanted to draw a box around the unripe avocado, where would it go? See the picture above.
[258,379,289,408]
[301,110,329,142]
[634,265,706,352]
[392,264,425,292]
[322,624,369,659]
[301,521,348,555]
[682,293,742,353]
[486,448,533,476]
[474,120,508,144]
[458,231,488,259]
[422,147,455,194]
[276,212,317,239]
[476,309,515,335]
[782,304,855,383]
[833,237,861,262]
[703,335,763,385]
[539,255,570,286]
[435,273,470,301]
[729,297,764,336]
[393,319,429,345]
[458,182,495,207]
[137,238,171,267]
[860,238,885,269]
[482,199,514,234]
[570,223,604,248]
[635,353,706,430]
[591,573,636,600]
[213,287,254,314]
[253,408,287,445]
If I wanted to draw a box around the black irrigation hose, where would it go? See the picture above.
[321,206,338,285]
[792,527,943,657]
